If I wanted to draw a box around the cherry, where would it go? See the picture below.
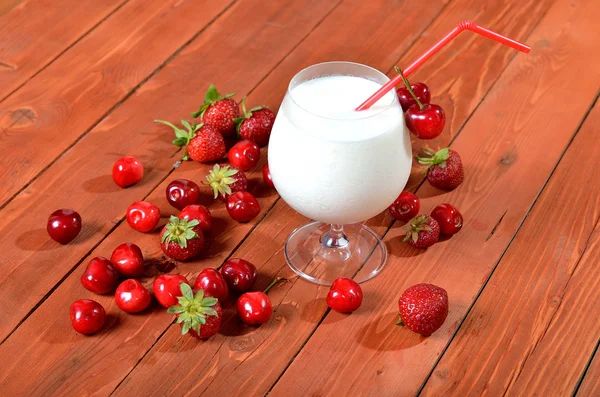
[430,203,463,236]
[194,268,229,302]
[126,201,160,232]
[236,278,284,325]
[115,279,151,313]
[166,179,200,210]
[110,243,144,278]
[388,192,420,222]
[221,258,257,292]
[396,67,445,140]
[326,278,363,313]
[262,163,274,189]
[112,156,144,188]
[153,274,189,308]
[70,299,106,335]
[178,204,212,232]
[47,209,82,244]
[226,191,260,222]
[228,140,260,171]
[81,257,119,294]
[396,82,431,112]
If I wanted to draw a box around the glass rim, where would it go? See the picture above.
[286,61,396,121]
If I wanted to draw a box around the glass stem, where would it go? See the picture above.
[321,224,349,249]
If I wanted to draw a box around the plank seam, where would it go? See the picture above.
[0,0,132,105]
[416,89,600,396]
[573,338,600,396]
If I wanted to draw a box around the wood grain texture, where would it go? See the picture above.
[269,0,600,395]
[0,1,340,395]
[0,0,338,342]
[113,0,449,395]
[113,0,558,395]
[578,350,600,396]
[0,0,234,208]
[420,96,600,396]
[0,0,125,100]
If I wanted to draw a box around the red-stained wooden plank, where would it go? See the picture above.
[111,0,558,395]
[268,0,600,395]
[0,0,235,208]
[0,0,341,394]
[419,97,600,396]
[0,0,126,100]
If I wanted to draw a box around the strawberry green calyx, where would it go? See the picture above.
[395,66,424,110]
[167,284,219,335]
[204,164,239,199]
[192,84,235,119]
[161,216,200,248]
[416,148,450,174]
[233,96,265,133]
[155,119,202,161]
[394,313,405,326]
[402,215,433,244]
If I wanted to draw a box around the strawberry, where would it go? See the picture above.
[396,283,448,336]
[192,84,239,137]
[160,216,205,261]
[417,148,464,190]
[234,97,275,147]
[402,215,440,249]
[204,164,248,200]
[167,283,222,339]
[155,119,225,162]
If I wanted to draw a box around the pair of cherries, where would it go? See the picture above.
[395,67,445,140]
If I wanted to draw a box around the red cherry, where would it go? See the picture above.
[70,299,106,335]
[110,243,144,278]
[326,278,363,313]
[405,103,446,140]
[115,279,151,313]
[194,268,229,302]
[237,291,272,325]
[226,191,260,222]
[388,192,420,222]
[221,258,257,292]
[396,82,431,112]
[178,205,212,232]
[262,163,274,189]
[47,209,82,244]
[126,201,160,232]
[166,179,200,210]
[153,274,189,308]
[81,257,119,294]
[228,140,260,171]
[430,203,463,236]
[112,156,144,188]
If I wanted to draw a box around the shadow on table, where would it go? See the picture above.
[357,311,424,351]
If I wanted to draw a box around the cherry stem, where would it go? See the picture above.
[395,66,424,110]
[264,277,286,294]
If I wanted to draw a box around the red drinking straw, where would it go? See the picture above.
[356,21,530,111]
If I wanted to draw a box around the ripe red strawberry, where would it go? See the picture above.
[167,283,222,339]
[204,164,248,200]
[160,216,205,261]
[234,97,275,147]
[396,283,448,336]
[417,148,464,190]
[155,119,225,162]
[192,84,239,138]
[402,215,440,249]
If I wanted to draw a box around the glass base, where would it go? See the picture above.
[284,221,387,285]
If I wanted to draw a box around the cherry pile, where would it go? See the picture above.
[64,84,279,336]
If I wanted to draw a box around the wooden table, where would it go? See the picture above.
[1,0,599,395]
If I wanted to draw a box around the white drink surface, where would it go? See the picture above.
[269,74,412,224]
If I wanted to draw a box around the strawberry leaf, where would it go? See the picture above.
[180,283,194,301]
[205,84,220,103]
